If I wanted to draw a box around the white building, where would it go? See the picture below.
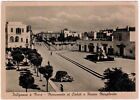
[76,26,135,59]
[113,26,135,58]
[6,22,31,48]
[63,28,82,39]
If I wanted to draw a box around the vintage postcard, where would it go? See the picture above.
[1,1,138,99]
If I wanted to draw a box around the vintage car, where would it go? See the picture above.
[53,71,73,82]
[86,54,114,62]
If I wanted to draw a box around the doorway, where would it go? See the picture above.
[79,45,81,51]
[84,45,87,52]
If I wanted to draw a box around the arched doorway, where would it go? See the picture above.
[84,45,87,52]
[108,46,114,55]
[117,44,126,56]
[79,45,81,51]
[88,43,94,53]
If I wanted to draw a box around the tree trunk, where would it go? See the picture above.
[17,62,19,71]
[25,55,27,63]
[34,66,36,73]
[46,79,48,92]
[39,73,42,81]
[36,66,39,77]
[31,63,32,68]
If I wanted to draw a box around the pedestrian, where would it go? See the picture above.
[48,61,50,66]
[50,51,52,55]
[60,84,64,92]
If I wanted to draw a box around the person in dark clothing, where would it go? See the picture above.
[50,51,52,55]
[60,84,63,92]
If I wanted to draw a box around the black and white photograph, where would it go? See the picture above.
[1,1,138,99]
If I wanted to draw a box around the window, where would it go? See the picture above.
[21,38,23,42]
[16,28,21,34]
[15,36,19,42]
[9,36,14,42]
[26,39,28,43]
[11,28,13,32]
[130,50,133,54]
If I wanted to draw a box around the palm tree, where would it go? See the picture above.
[30,57,37,73]
[39,61,53,92]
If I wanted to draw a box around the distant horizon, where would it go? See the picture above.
[6,21,136,33]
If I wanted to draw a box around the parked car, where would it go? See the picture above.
[54,71,73,82]
[86,54,114,61]
[61,74,73,82]
[86,54,98,61]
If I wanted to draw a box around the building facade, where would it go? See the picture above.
[6,22,31,48]
[113,26,135,58]
[82,29,113,41]
[36,32,61,42]
[77,40,114,55]
[63,28,82,39]
[76,26,135,58]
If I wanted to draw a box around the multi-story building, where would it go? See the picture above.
[113,26,135,58]
[63,28,82,39]
[76,40,114,55]
[76,26,135,59]
[82,31,94,40]
[96,29,113,41]
[37,31,61,42]
[6,22,31,48]
[82,29,113,41]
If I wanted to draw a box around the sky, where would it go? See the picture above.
[6,3,136,36]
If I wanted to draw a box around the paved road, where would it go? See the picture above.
[35,42,104,92]
[60,51,135,74]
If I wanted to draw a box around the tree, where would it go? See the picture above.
[39,62,53,92]
[99,68,135,91]
[21,48,31,65]
[12,52,24,70]
[58,33,65,42]
[49,37,56,42]
[19,71,34,92]
[27,49,39,67]
[6,59,14,70]
[30,54,42,76]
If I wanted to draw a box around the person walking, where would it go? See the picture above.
[60,84,64,92]
[50,51,52,55]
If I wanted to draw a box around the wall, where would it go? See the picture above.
[76,40,114,54]
[6,22,31,48]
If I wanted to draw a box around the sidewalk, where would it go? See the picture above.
[6,65,60,92]
[28,66,60,92]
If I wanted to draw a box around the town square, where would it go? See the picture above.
[4,2,136,93]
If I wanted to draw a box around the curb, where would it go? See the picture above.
[49,80,61,92]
